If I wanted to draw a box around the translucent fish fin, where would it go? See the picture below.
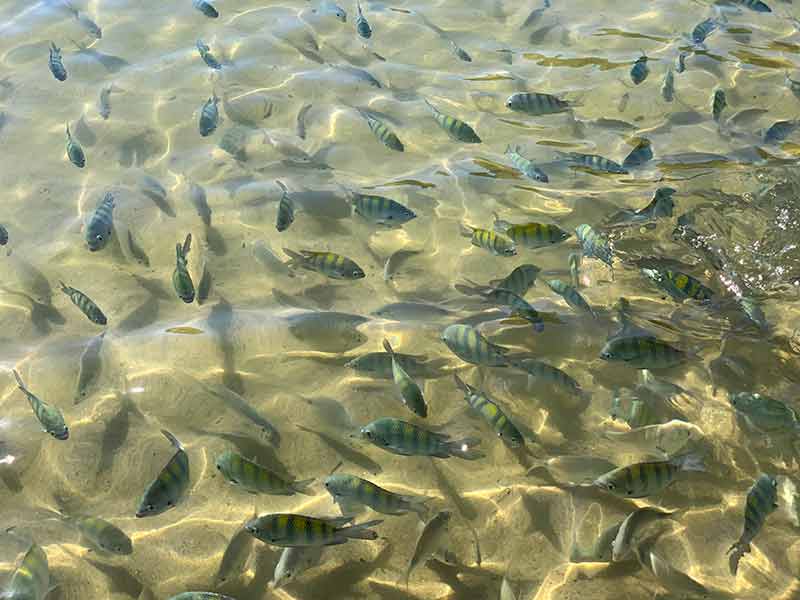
[338,519,382,540]
[161,429,183,451]
[291,478,315,496]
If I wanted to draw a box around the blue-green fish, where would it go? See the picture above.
[594,454,704,498]
[561,152,628,174]
[661,68,674,102]
[546,279,596,318]
[3,542,49,600]
[57,511,133,554]
[245,514,382,547]
[199,94,219,137]
[692,18,717,45]
[513,358,582,394]
[424,99,481,143]
[136,430,189,517]
[49,42,67,81]
[712,88,727,123]
[86,192,115,252]
[600,336,687,369]
[355,1,372,38]
[630,54,649,85]
[764,120,798,144]
[357,108,404,151]
[505,145,548,182]
[441,323,512,366]
[275,181,295,232]
[729,392,800,433]
[59,281,107,325]
[731,0,770,12]
[283,249,365,280]
[196,40,221,69]
[360,417,482,459]
[460,224,516,256]
[66,124,85,168]
[641,268,714,302]
[173,233,194,303]
[505,91,570,116]
[622,138,652,169]
[383,339,427,418]
[351,193,416,226]
[324,473,428,516]
[193,0,219,18]
[454,375,523,448]
[575,224,613,266]
[728,474,778,575]
[489,264,541,296]
[215,450,313,495]
[13,369,69,440]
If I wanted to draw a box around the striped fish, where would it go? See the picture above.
[66,124,85,168]
[505,91,570,116]
[85,192,115,252]
[357,109,404,151]
[460,224,516,256]
[505,146,549,182]
[59,281,107,325]
[691,18,717,45]
[511,358,583,395]
[244,513,382,547]
[355,1,372,38]
[168,594,235,600]
[731,0,771,12]
[173,233,195,303]
[424,99,481,143]
[215,450,313,495]
[546,279,596,318]
[608,188,676,227]
[193,0,219,18]
[323,473,429,516]
[351,193,416,226]
[711,88,727,123]
[600,335,687,369]
[48,42,67,81]
[344,351,431,380]
[594,453,704,498]
[383,339,427,417]
[575,224,613,266]
[283,249,365,280]
[136,430,189,517]
[622,138,652,169]
[0,224,8,245]
[728,474,778,575]
[764,120,798,144]
[60,512,132,554]
[13,370,69,440]
[482,287,544,331]
[199,94,219,136]
[360,417,482,459]
[489,264,540,296]
[4,542,49,600]
[729,392,800,433]
[196,40,222,69]
[630,54,649,85]
[641,268,714,302]
[454,375,523,448]
[562,152,628,175]
[275,181,295,232]
[441,323,512,366]
[661,68,674,102]
[494,216,570,249]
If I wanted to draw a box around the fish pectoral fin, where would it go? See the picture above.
[335,498,363,516]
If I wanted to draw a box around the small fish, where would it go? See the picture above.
[49,42,67,81]
[424,99,481,143]
[630,54,649,85]
[711,88,727,123]
[618,92,630,112]
[441,323,512,366]
[611,507,676,562]
[58,512,132,554]
[98,85,116,119]
[570,519,622,563]
[505,146,548,182]
[449,39,471,62]
[168,594,235,600]
[729,392,800,433]
[607,188,676,227]
[604,420,702,457]
[454,375,523,448]
[575,224,613,266]
[351,193,416,226]
[71,8,102,39]
[199,94,219,136]
[0,224,8,245]
[173,234,195,303]
[355,108,404,152]
[187,182,211,226]
[676,51,688,73]
[460,224,516,256]
[193,0,219,18]
[13,370,69,440]
[475,286,544,331]
[271,546,324,589]
[383,248,422,281]
[355,1,372,38]
[245,514,382,547]
[513,358,582,394]
[641,268,714,302]
[406,511,451,585]
[569,252,581,287]
[59,281,107,325]
[283,249,365,280]
[215,450,313,495]
[489,264,540,296]
[85,192,115,252]
[594,453,704,498]
[196,40,221,69]
[661,68,674,102]
[561,152,628,174]
[383,339,427,418]
[65,123,85,168]
[344,351,433,379]
[622,138,652,169]
[360,417,482,459]
[546,279,596,318]
[728,474,778,575]
[785,73,800,101]
[731,0,771,12]
[764,120,798,144]
[136,430,189,517]
[505,91,570,116]
[275,181,295,232]
[3,542,49,600]
[691,18,717,45]
[324,473,429,516]
[600,335,687,369]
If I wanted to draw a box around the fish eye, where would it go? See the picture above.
[364,431,373,439]
[606,482,615,491]
[166,501,173,507]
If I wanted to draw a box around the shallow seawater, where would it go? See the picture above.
[1,0,800,598]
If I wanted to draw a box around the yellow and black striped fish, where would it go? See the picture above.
[351,193,416,226]
[66,123,85,168]
[275,180,295,232]
[460,224,516,256]
[641,268,714,302]
[506,91,570,116]
[594,454,703,498]
[13,369,69,440]
[600,335,687,369]
[136,430,189,517]
[494,216,570,249]
[244,513,382,547]
[441,323,512,366]
[4,541,49,600]
[215,450,313,495]
[360,417,483,459]
[728,473,778,575]
[283,248,365,280]
[86,191,115,251]
[357,108,403,151]
[59,281,107,325]
[324,473,429,516]
[424,99,481,143]
[453,375,523,447]
[383,339,427,417]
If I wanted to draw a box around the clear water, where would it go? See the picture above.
[0,0,799,598]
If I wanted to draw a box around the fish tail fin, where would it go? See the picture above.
[382,338,395,356]
[282,248,304,267]
[291,478,315,495]
[58,280,69,294]
[161,429,183,451]
[446,436,483,460]
[275,180,288,195]
[11,369,25,391]
[453,373,470,395]
[339,519,382,540]
[672,452,704,472]
[50,41,59,52]
[182,233,192,256]
[727,540,749,575]
[458,223,474,238]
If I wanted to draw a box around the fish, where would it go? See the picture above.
[136,430,189,517]
[13,369,69,440]
[351,192,416,226]
[187,182,211,226]
[504,146,549,182]
[70,7,102,39]
[560,152,628,175]
[546,279,596,318]
[691,18,717,45]
[600,335,687,369]
[343,352,435,379]
[676,51,688,73]
[622,138,652,169]
[85,192,115,252]
[475,286,544,331]
[65,123,85,168]
[453,375,523,448]
[731,0,771,12]
[0,224,8,245]
[611,507,676,562]
[406,511,451,585]
[441,323,513,366]
[74,331,104,404]
[287,311,368,353]
[3,542,49,600]
[505,91,571,116]
[361,417,482,459]
[193,0,219,18]
[323,473,429,516]
[173,234,195,303]
[384,248,423,281]
[275,181,295,232]
[630,54,649,85]
[167,594,234,600]
[59,281,107,325]
[49,42,67,81]
[199,94,219,137]
[283,249,365,280]
[729,392,800,433]
[641,268,714,302]
[355,1,372,39]
[196,40,221,69]
[372,302,453,321]
[570,518,622,563]
[356,108,404,152]
[728,474,778,575]
[764,120,798,144]
[594,453,704,498]
[253,240,293,277]
[604,420,703,457]
[712,88,727,123]
[575,224,613,266]
[215,450,313,495]
[199,380,280,445]
[214,524,255,584]
[297,104,312,140]
[244,514,382,547]
[449,39,472,62]
[605,187,676,227]
[661,68,674,102]
[57,511,133,554]
[97,85,117,120]
[460,224,516,256]
[330,64,381,87]
[383,339,427,418]
[271,546,324,588]
[488,264,540,296]
[785,73,800,101]
[424,99,481,143]
[569,252,580,288]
